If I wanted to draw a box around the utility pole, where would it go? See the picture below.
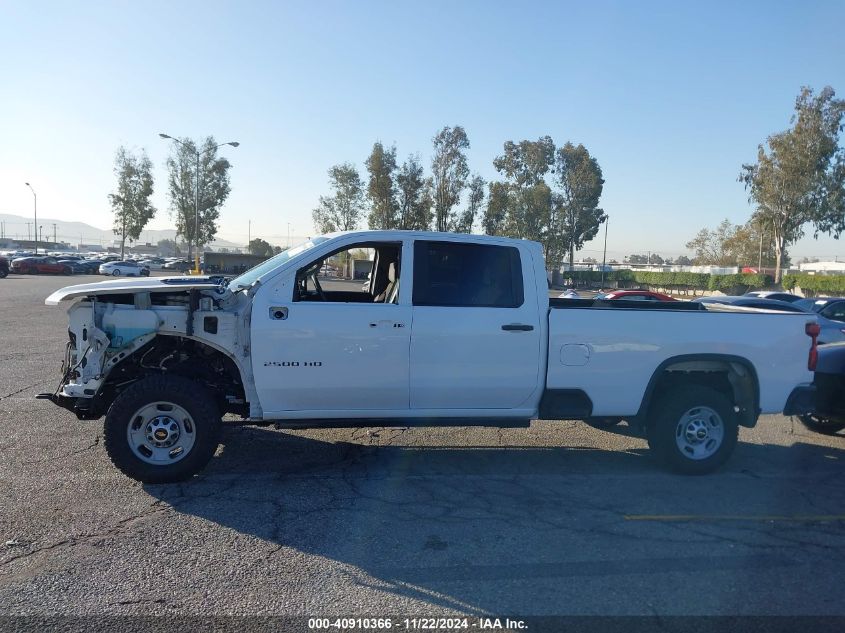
[25,183,37,254]
[53,223,57,245]
[600,216,609,288]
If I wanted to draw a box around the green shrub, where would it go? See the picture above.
[564,270,772,295]
[782,273,845,297]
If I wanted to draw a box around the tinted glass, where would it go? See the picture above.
[413,241,523,308]
[820,302,845,321]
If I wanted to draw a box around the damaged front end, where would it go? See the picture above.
[41,278,257,420]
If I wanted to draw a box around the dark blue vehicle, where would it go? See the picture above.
[800,342,845,435]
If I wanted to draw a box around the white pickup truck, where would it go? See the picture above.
[43,231,818,483]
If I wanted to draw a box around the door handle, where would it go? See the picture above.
[502,323,534,331]
[369,320,398,328]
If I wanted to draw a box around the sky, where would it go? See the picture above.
[1,0,844,260]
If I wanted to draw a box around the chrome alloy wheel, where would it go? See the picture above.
[674,406,724,460]
[127,402,196,465]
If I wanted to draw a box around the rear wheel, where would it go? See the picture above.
[647,386,738,474]
[797,414,845,435]
[103,375,222,483]
[112,269,121,276]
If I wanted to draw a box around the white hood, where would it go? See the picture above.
[45,276,222,305]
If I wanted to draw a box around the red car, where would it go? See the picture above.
[10,256,72,275]
[600,289,677,301]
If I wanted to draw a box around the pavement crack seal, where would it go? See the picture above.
[0,503,170,568]
[22,434,101,465]
[0,379,54,401]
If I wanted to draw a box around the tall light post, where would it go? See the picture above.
[24,183,37,254]
[159,134,239,273]
[600,216,609,289]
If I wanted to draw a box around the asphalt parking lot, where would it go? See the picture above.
[0,273,844,619]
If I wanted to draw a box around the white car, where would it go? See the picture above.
[46,230,816,482]
[139,258,166,270]
[99,261,150,277]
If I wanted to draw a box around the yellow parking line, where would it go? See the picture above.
[624,514,845,522]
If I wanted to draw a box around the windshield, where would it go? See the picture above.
[227,238,329,291]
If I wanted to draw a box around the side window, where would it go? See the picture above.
[413,241,523,308]
[293,243,401,304]
[820,303,845,322]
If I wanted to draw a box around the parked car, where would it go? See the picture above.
[597,289,676,301]
[56,260,92,275]
[162,259,191,272]
[11,256,72,275]
[694,295,808,312]
[44,230,817,483]
[139,258,167,270]
[794,297,845,322]
[81,260,106,274]
[796,341,845,435]
[0,256,8,278]
[695,296,845,344]
[99,261,150,277]
[744,291,803,303]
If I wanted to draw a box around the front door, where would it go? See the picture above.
[251,242,411,415]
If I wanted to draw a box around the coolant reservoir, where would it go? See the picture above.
[101,306,158,348]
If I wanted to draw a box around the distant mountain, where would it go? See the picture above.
[0,213,242,249]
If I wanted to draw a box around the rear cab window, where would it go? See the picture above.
[412,240,523,308]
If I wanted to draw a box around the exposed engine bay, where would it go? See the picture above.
[47,280,258,420]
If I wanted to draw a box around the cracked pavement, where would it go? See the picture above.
[1,275,844,616]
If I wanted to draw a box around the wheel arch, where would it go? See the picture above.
[93,332,255,419]
[635,354,760,429]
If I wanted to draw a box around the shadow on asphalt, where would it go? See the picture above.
[144,425,845,614]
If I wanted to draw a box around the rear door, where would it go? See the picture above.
[409,239,542,410]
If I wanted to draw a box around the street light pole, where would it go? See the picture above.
[600,216,609,289]
[159,134,240,274]
[25,183,37,254]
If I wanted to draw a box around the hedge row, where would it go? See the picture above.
[783,273,845,296]
[566,271,773,294]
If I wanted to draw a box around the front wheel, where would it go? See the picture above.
[647,386,738,475]
[797,414,845,435]
[112,269,121,276]
[103,375,222,483]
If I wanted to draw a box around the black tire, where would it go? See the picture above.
[103,375,221,483]
[62,266,72,275]
[586,417,623,429]
[646,385,738,475]
[112,269,121,276]
[0,268,7,279]
[797,414,845,435]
